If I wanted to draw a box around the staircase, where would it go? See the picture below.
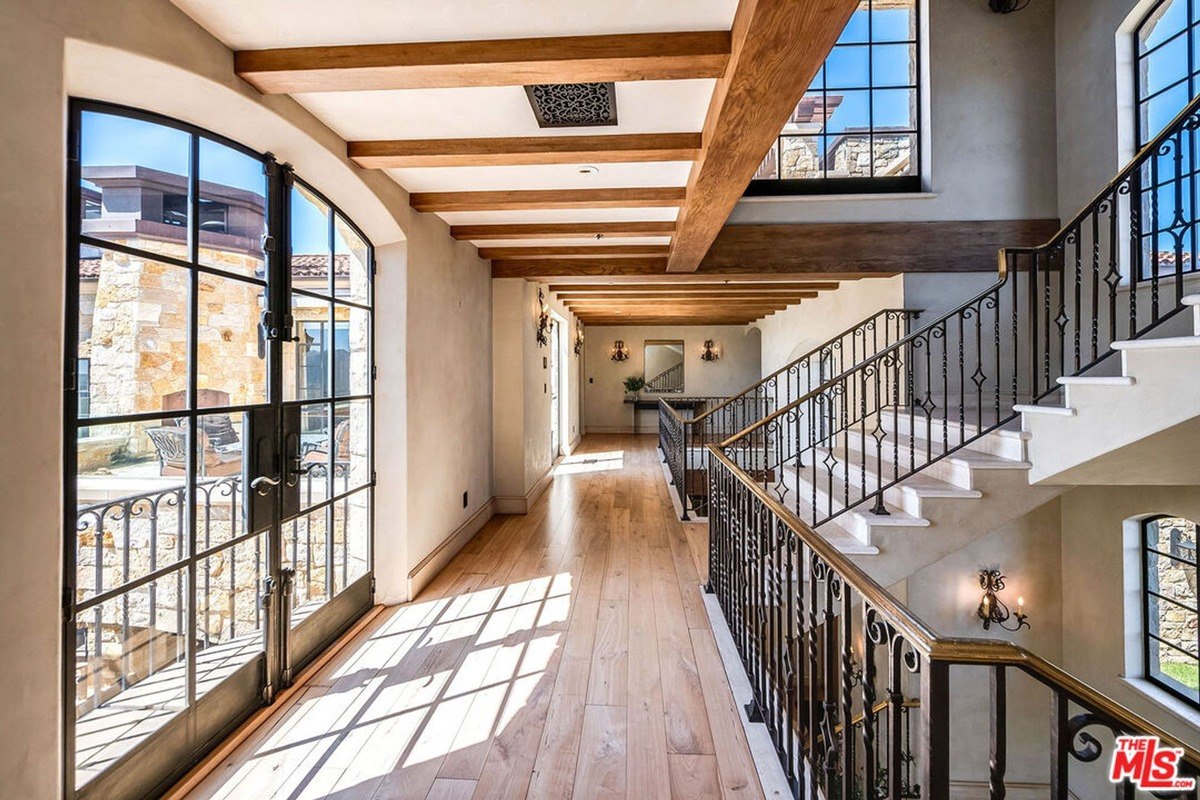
[1016,294,1200,485]
[704,92,1200,800]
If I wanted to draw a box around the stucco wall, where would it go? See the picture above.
[728,0,1059,226]
[582,325,762,433]
[0,1,491,793]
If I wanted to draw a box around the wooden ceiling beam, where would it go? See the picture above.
[235,31,731,93]
[480,245,671,260]
[549,281,838,293]
[456,224,674,241]
[667,0,861,272]
[579,316,768,326]
[411,187,685,213]
[349,133,701,169]
[561,293,817,303]
[563,295,809,305]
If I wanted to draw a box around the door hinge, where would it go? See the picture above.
[62,587,74,623]
[371,365,378,381]
[370,575,377,598]
[371,258,378,276]
[371,469,378,484]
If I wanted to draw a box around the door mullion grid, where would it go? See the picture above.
[185,130,201,707]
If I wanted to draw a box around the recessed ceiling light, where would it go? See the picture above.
[578,165,600,176]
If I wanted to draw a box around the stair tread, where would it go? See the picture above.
[880,407,1030,440]
[1057,375,1135,386]
[1014,403,1077,416]
[1112,335,1200,350]
[794,453,983,498]
[836,431,1030,469]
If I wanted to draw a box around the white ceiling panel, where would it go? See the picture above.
[172,0,737,49]
[387,162,694,193]
[435,208,679,225]
[292,80,716,142]
[463,237,672,247]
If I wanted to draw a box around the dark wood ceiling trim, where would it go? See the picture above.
[411,187,685,213]
[235,31,731,93]
[456,224,674,241]
[349,133,701,169]
[481,245,672,260]
[697,220,1062,273]
[667,0,861,272]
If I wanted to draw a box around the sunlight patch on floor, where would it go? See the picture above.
[554,450,625,475]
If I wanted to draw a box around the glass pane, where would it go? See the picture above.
[284,507,331,624]
[284,297,332,402]
[825,45,870,89]
[337,304,371,398]
[195,534,266,699]
[333,400,371,495]
[873,88,918,130]
[332,488,371,595]
[753,143,779,180]
[873,132,917,177]
[1139,0,1188,52]
[74,569,188,782]
[193,411,247,549]
[872,43,916,87]
[197,273,268,407]
[1140,82,1190,144]
[79,111,191,262]
[291,183,332,297]
[1139,35,1189,98]
[198,138,267,278]
[299,403,332,510]
[780,136,824,179]
[334,215,370,306]
[783,92,830,135]
[872,0,916,42]
[78,246,189,418]
[836,3,870,44]
[75,419,188,603]
[1151,640,1199,697]
[825,90,870,134]
[826,135,873,178]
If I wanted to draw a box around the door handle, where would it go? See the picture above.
[250,475,281,496]
[286,455,314,487]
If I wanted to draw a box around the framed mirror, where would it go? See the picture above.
[644,340,685,393]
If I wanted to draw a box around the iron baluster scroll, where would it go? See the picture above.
[721,92,1200,533]
[657,309,920,521]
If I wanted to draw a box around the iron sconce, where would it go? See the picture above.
[700,339,720,362]
[977,568,1029,632]
[574,325,585,356]
[610,339,630,362]
[535,288,550,348]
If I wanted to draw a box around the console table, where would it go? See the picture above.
[624,397,707,433]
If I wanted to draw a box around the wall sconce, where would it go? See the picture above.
[573,324,585,356]
[977,569,1029,631]
[610,339,630,362]
[535,288,550,348]
[700,339,720,362]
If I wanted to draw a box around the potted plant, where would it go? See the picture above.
[623,374,646,401]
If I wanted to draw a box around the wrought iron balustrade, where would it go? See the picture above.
[646,360,684,392]
[708,447,1200,798]
[657,309,918,520]
[722,91,1200,529]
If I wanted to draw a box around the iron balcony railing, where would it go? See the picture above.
[658,309,920,520]
[646,360,684,393]
[707,446,1200,799]
[72,465,348,716]
[722,90,1200,529]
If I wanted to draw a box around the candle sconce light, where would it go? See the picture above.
[977,568,1029,632]
[610,339,630,362]
[700,339,720,362]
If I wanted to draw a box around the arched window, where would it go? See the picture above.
[1143,515,1200,706]
[1135,0,1199,147]
[747,0,921,195]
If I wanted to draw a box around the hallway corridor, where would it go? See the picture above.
[176,435,764,800]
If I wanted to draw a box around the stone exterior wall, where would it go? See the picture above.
[778,133,913,179]
[1149,518,1198,670]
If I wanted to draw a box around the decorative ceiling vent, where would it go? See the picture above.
[524,82,617,128]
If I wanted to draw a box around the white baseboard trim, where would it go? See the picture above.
[565,433,582,454]
[494,463,554,514]
[406,498,495,597]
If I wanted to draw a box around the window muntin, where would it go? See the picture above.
[747,0,921,195]
[1133,0,1199,280]
[1143,515,1200,706]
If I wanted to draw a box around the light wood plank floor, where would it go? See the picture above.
[183,435,763,800]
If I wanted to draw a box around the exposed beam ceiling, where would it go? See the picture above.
[667,0,861,272]
[348,133,701,169]
[235,31,732,93]
[411,187,685,213]
[479,245,671,260]
[454,223,674,241]
[552,281,839,294]
[560,292,819,302]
